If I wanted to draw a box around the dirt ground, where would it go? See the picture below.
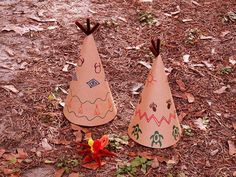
[0,0,236,177]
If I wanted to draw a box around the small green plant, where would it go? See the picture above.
[55,158,79,174]
[202,117,210,126]
[107,134,129,150]
[103,18,119,28]
[182,125,194,136]
[116,156,152,177]
[185,28,201,45]
[138,11,156,26]
[223,11,236,23]
[220,66,232,75]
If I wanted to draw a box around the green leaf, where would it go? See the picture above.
[167,173,174,177]
[146,160,153,166]
[141,164,147,173]
[130,166,137,174]
[139,157,147,164]
[131,157,141,167]
[9,157,17,164]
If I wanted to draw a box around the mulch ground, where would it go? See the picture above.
[0,0,236,177]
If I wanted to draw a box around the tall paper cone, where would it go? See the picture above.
[63,34,117,126]
[128,55,181,148]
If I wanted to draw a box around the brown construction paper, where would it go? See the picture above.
[128,55,181,148]
[63,34,117,126]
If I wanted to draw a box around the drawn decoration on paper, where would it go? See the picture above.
[149,102,157,112]
[150,131,164,147]
[135,109,176,127]
[166,99,172,109]
[172,125,180,140]
[146,72,156,87]
[65,92,114,121]
[78,104,83,114]
[78,56,85,67]
[94,63,102,73]
[131,124,142,140]
[86,79,100,88]
[94,104,100,116]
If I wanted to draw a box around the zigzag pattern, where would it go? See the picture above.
[135,109,176,127]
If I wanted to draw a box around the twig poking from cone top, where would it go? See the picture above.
[149,39,161,57]
[75,18,100,35]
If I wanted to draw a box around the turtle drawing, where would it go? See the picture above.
[150,131,164,147]
[131,124,142,140]
[172,125,180,140]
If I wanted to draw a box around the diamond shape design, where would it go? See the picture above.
[87,79,100,88]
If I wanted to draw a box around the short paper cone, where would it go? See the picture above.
[63,20,117,126]
[128,40,181,148]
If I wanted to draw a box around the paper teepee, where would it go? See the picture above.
[128,39,181,148]
[63,19,117,126]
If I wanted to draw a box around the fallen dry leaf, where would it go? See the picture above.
[233,122,236,131]
[9,174,20,177]
[2,24,44,36]
[183,54,190,63]
[54,168,65,177]
[138,61,152,69]
[200,35,213,40]
[228,140,236,155]
[53,137,71,145]
[71,124,83,131]
[176,79,187,92]
[193,118,207,131]
[184,92,195,103]
[202,61,213,70]
[213,86,227,94]
[73,131,83,143]
[41,138,53,151]
[0,148,6,157]
[151,157,159,168]
[1,85,19,93]
[128,151,153,159]
[3,168,14,175]
[68,172,81,177]
[2,153,17,161]
[82,161,106,170]
[16,148,28,159]
[229,55,236,65]
[4,47,14,56]
[62,64,69,72]
[131,82,143,95]
[220,30,230,37]
[178,112,187,122]
[182,19,193,22]
[194,109,206,117]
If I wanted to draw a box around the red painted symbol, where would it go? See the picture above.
[78,56,85,67]
[78,104,83,114]
[94,63,101,73]
[146,72,156,87]
[94,104,100,116]
[107,98,113,109]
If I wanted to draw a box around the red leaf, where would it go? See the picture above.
[68,172,81,177]
[228,140,236,155]
[16,148,28,159]
[0,148,6,158]
[54,168,65,177]
[53,137,71,145]
[176,79,187,92]
[73,131,83,143]
[184,92,195,103]
[82,161,106,170]
[3,168,13,175]
[178,112,187,122]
